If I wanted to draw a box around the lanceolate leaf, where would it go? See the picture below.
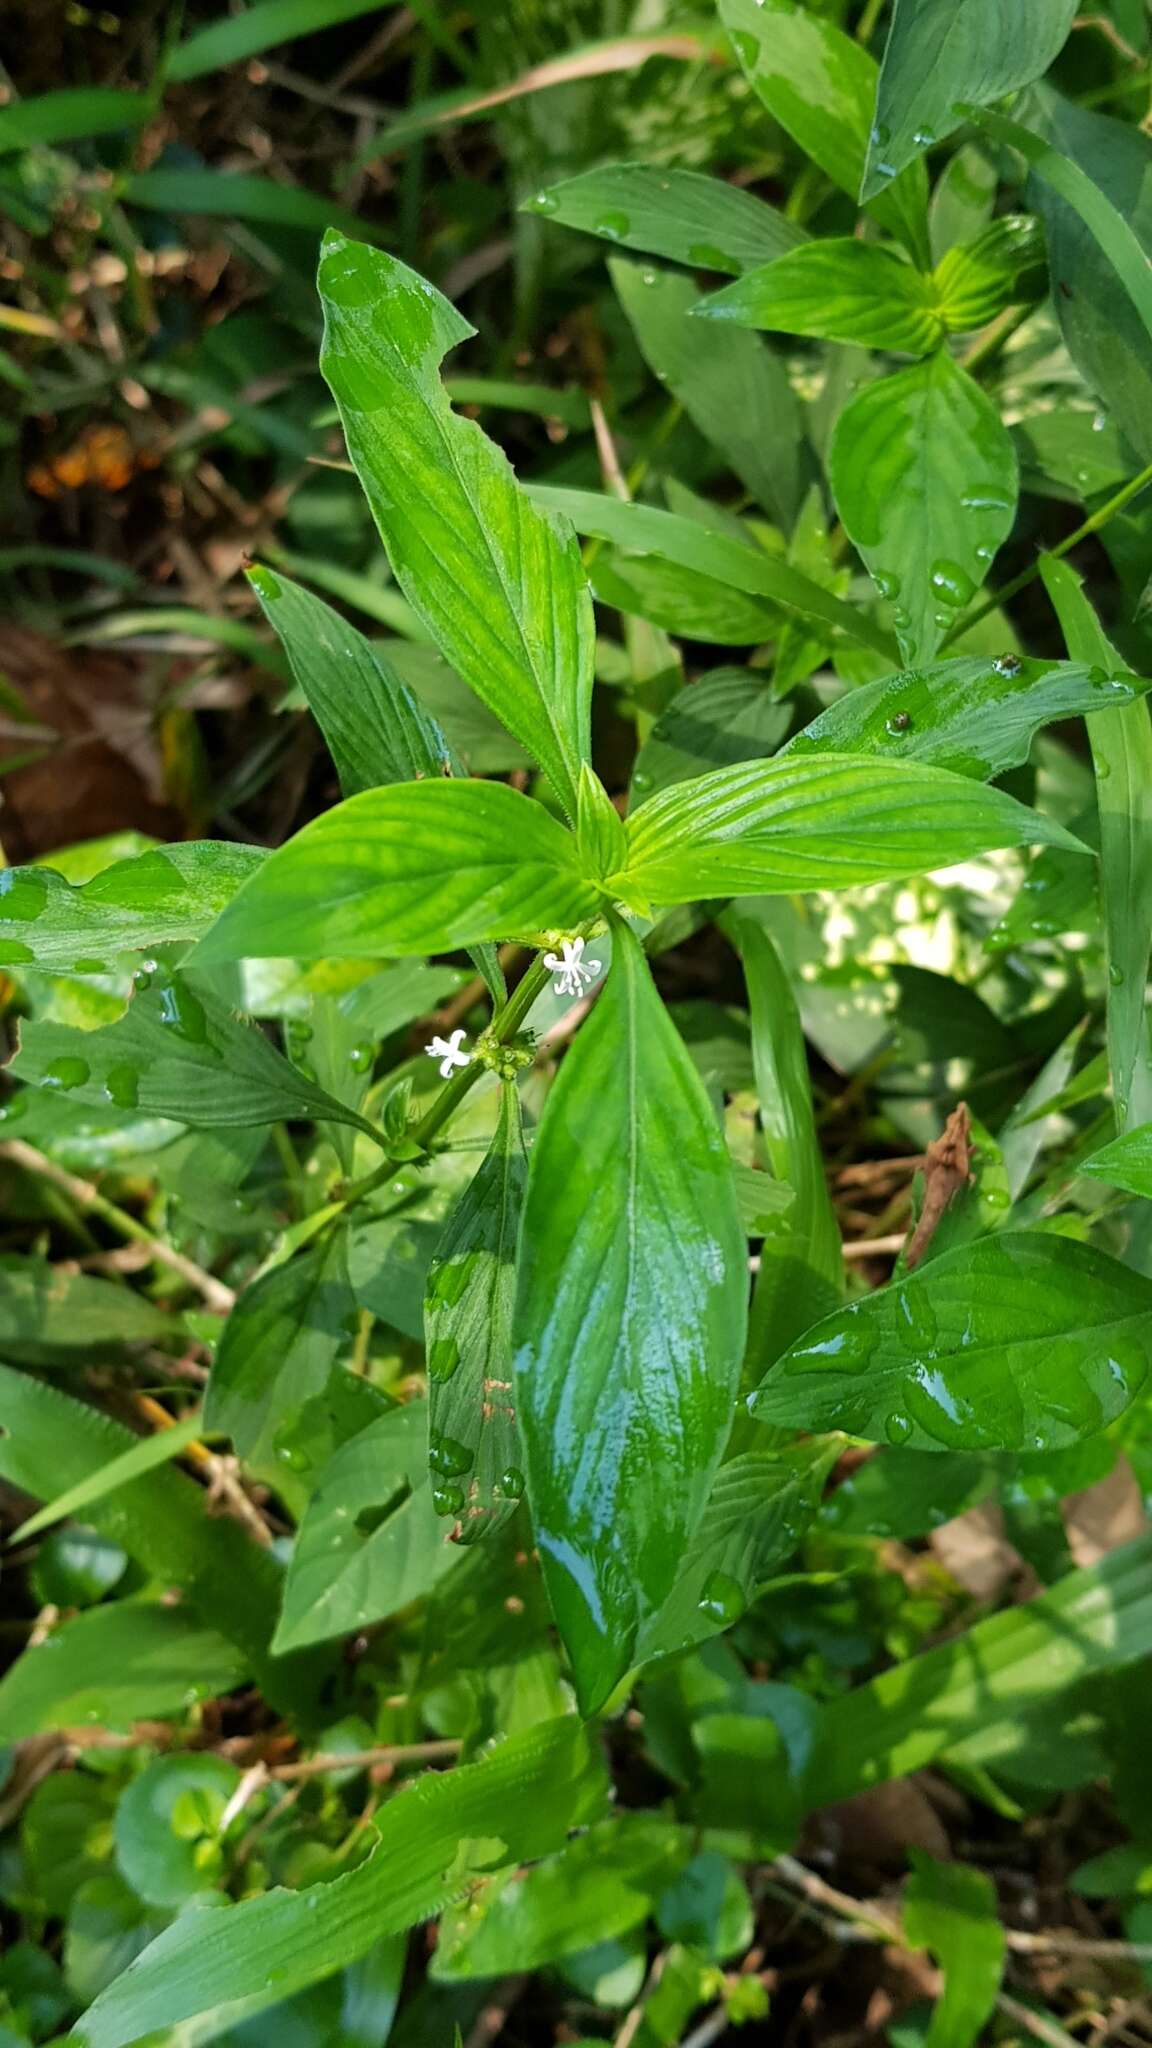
[1081,1122,1152,1197]
[750,1233,1151,1453]
[10,970,382,1139]
[74,1717,606,2048]
[0,1255,175,1362]
[192,781,602,963]
[0,843,264,973]
[618,755,1084,906]
[828,349,1018,665]
[862,0,1077,198]
[697,240,944,355]
[904,1855,1006,2048]
[610,257,808,529]
[782,654,1146,780]
[249,565,451,793]
[425,1081,529,1545]
[1042,556,1152,1130]
[631,670,792,798]
[317,233,593,816]
[524,164,804,275]
[719,0,929,263]
[205,1233,353,1470]
[514,918,747,1713]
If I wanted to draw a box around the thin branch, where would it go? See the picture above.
[269,1738,461,1781]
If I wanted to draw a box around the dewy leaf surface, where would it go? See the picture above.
[317,232,593,816]
[193,781,601,962]
[862,0,1077,197]
[750,1233,1152,1453]
[0,843,264,974]
[525,163,804,275]
[829,348,1018,665]
[619,755,1084,906]
[514,919,747,1713]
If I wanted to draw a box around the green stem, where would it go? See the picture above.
[942,455,1152,648]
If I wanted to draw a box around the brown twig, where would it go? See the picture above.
[268,1738,461,1781]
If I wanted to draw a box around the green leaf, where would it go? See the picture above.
[828,349,1018,665]
[1041,557,1152,1131]
[862,0,1077,197]
[929,144,998,261]
[619,755,1083,906]
[273,1404,460,1653]
[782,653,1146,780]
[193,781,601,964]
[811,1530,1152,1802]
[0,842,264,974]
[932,215,1045,333]
[610,257,808,528]
[720,0,929,262]
[514,919,747,1713]
[0,88,147,153]
[590,548,782,646]
[167,0,389,82]
[11,1412,204,1544]
[0,1603,247,1738]
[698,239,944,355]
[11,969,384,1139]
[0,1255,175,1363]
[206,1234,353,1471]
[1022,90,1152,461]
[750,1232,1151,1452]
[530,487,897,659]
[1081,1121,1152,1197]
[737,920,842,1372]
[904,1854,1006,2048]
[317,233,593,816]
[433,1818,690,1979]
[73,1716,606,2047]
[249,566,451,793]
[631,670,791,799]
[425,1082,529,1545]
[524,164,804,275]
[123,169,381,240]
[113,1755,241,1908]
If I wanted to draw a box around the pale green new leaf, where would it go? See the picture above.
[618,755,1084,906]
[192,781,601,963]
[318,233,593,816]
[611,257,808,529]
[0,842,264,974]
[720,0,928,260]
[783,654,1146,780]
[904,1854,1006,2048]
[74,1717,606,2047]
[933,215,1045,333]
[829,348,1018,665]
[697,240,944,355]
[524,164,803,275]
[0,1604,246,1739]
[862,0,1077,196]
[750,1233,1151,1452]
[514,919,747,1713]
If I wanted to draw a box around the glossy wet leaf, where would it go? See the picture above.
[12,970,382,1139]
[1081,1122,1152,1197]
[425,1082,528,1546]
[74,1716,606,2047]
[751,1232,1151,1452]
[698,239,944,355]
[0,1603,247,1739]
[249,565,451,793]
[0,842,264,974]
[720,0,928,262]
[273,1404,460,1652]
[525,164,803,275]
[206,1233,353,1471]
[862,0,1077,197]
[193,780,601,963]
[434,1818,689,1980]
[631,670,791,799]
[618,755,1083,906]
[318,233,592,816]
[829,348,1018,665]
[611,256,808,529]
[533,487,894,657]
[783,653,1145,780]
[0,1255,176,1362]
[514,919,747,1713]
[904,1853,1006,2048]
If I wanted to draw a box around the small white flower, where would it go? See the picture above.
[543,936,602,999]
[425,1028,471,1078]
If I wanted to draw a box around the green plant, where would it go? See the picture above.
[4,3,1152,2045]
